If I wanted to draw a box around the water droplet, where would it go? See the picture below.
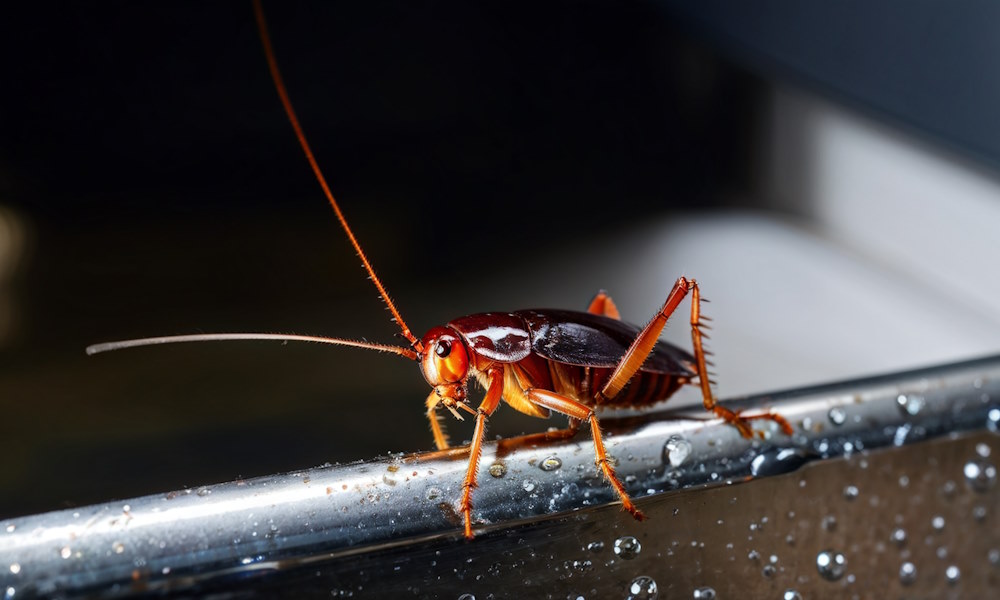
[457,594,476,600]
[976,443,991,458]
[4,525,13,534]
[963,459,997,492]
[112,542,124,554]
[973,505,988,521]
[988,408,1000,432]
[816,549,847,581]
[762,565,776,578]
[488,463,507,478]
[827,407,846,426]
[821,515,837,531]
[586,541,604,553]
[932,516,945,530]
[898,475,910,487]
[988,548,1000,565]
[626,576,658,600]
[613,536,641,560]
[540,456,562,471]
[782,590,802,600]
[196,487,211,497]
[899,562,917,585]
[59,547,71,559]
[8,564,19,575]
[843,485,859,500]
[893,424,911,446]
[425,487,442,500]
[692,587,715,599]
[896,394,925,416]
[4,586,13,600]
[890,528,907,546]
[945,565,960,584]
[522,479,537,493]
[663,436,692,467]
[750,447,811,477]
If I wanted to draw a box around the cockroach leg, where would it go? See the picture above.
[543,417,582,442]
[598,277,694,400]
[460,369,504,539]
[587,290,621,320]
[425,390,451,451]
[688,282,794,437]
[526,389,645,520]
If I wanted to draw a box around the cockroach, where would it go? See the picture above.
[87,1,794,540]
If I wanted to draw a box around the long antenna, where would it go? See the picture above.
[252,0,422,353]
[87,333,418,361]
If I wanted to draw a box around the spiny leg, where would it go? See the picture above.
[687,281,793,437]
[526,389,644,520]
[459,369,503,539]
[587,289,621,319]
[425,390,451,451]
[596,277,792,439]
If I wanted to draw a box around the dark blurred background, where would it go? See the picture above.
[2,1,1000,519]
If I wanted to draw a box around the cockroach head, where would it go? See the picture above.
[419,326,470,388]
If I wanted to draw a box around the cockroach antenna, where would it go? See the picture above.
[85,333,418,361]
[89,0,424,360]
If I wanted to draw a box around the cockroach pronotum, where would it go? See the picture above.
[87,1,794,540]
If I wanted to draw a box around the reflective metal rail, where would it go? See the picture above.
[3,354,999,598]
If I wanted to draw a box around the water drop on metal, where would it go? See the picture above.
[626,576,658,600]
[664,436,692,468]
[945,565,960,584]
[540,456,562,472]
[613,536,641,560]
[896,561,916,585]
[750,447,812,477]
[816,549,847,581]
[827,407,846,426]
[890,528,907,546]
[963,459,997,492]
[896,394,925,416]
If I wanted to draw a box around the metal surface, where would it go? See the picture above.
[3,354,1000,598]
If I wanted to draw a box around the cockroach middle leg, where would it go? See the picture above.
[526,389,644,520]
[587,289,621,319]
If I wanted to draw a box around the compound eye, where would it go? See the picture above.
[434,337,468,383]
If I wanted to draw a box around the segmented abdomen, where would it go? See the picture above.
[555,361,689,408]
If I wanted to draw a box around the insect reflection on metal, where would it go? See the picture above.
[85,0,792,540]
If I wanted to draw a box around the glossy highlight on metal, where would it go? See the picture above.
[2,353,999,598]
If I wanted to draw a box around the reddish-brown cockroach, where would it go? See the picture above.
[87,1,793,540]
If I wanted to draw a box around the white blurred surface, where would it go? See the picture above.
[486,86,1000,403]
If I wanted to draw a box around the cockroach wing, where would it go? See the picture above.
[447,313,533,362]
[519,309,696,376]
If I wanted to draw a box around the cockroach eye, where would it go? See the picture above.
[435,340,451,357]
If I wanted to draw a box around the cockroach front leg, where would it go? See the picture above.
[425,391,452,450]
[459,368,504,539]
[526,389,645,520]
